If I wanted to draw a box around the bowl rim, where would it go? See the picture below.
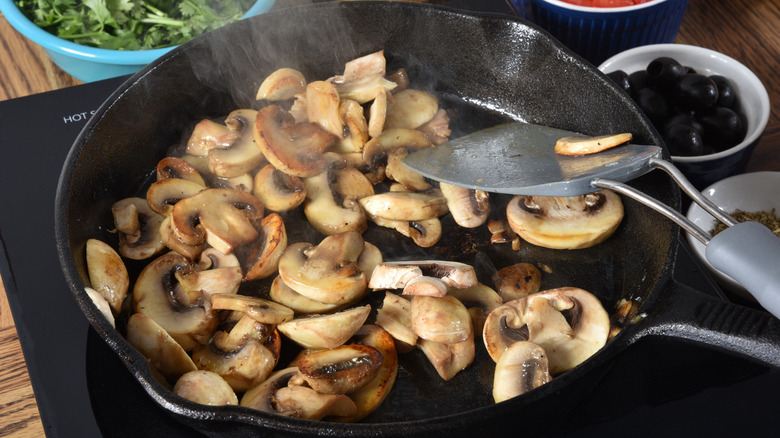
[598,43,771,163]
[0,0,274,64]
[540,0,669,13]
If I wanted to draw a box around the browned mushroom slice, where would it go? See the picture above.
[306,80,344,138]
[368,260,478,290]
[505,190,624,249]
[239,212,287,281]
[374,292,417,352]
[277,231,368,305]
[273,385,358,421]
[439,182,490,228]
[208,109,267,178]
[492,262,543,302]
[417,108,452,145]
[337,98,370,153]
[253,104,336,178]
[447,283,503,336]
[146,177,205,216]
[252,164,306,212]
[112,197,166,260]
[186,118,240,156]
[384,88,439,130]
[158,215,207,261]
[268,275,343,315]
[417,332,475,381]
[356,241,383,284]
[256,68,306,101]
[209,293,294,325]
[126,313,197,384]
[411,295,473,344]
[359,191,448,222]
[385,147,431,191]
[133,253,219,350]
[303,152,371,236]
[482,287,610,374]
[330,325,399,422]
[169,188,264,255]
[174,266,243,301]
[240,367,300,415]
[277,305,371,349]
[156,156,207,186]
[86,239,129,315]
[361,128,433,178]
[328,50,397,104]
[174,370,238,406]
[367,216,443,248]
[493,341,551,403]
[297,344,383,395]
[196,247,240,270]
[554,132,632,156]
[191,315,278,392]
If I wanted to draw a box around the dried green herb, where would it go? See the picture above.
[711,208,780,237]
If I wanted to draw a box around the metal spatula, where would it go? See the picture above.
[403,121,780,318]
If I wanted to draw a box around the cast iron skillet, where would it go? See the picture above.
[55,2,780,436]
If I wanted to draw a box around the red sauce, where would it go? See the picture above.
[558,0,653,6]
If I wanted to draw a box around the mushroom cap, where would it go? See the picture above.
[506,191,624,250]
[384,88,439,130]
[359,190,448,222]
[256,67,306,101]
[491,262,543,302]
[411,295,473,345]
[252,164,306,212]
[126,313,198,384]
[173,370,238,406]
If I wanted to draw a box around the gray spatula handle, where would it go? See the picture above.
[706,221,780,318]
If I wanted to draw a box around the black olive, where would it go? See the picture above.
[606,70,632,94]
[628,70,648,96]
[709,75,737,108]
[663,124,704,156]
[698,106,746,150]
[676,73,719,110]
[646,57,687,88]
[634,88,669,123]
[663,111,704,135]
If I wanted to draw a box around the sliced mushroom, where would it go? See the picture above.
[112,197,166,260]
[208,109,266,178]
[196,247,240,270]
[361,128,432,173]
[374,292,417,352]
[186,118,239,157]
[306,80,344,138]
[554,132,632,156]
[173,266,243,301]
[277,231,368,305]
[337,98,370,153]
[253,104,336,178]
[84,287,115,328]
[482,287,610,374]
[277,304,371,349]
[86,239,129,315]
[303,152,370,236]
[439,182,490,228]
[359,191,448,222]
[417,332,475,381]
[252,163,306,212]
[447,283,503,336]
[273,385,358,421]
[367,216,443,248]
[402,276,448,297]
[240,367,300,415]
[191,315,278,392]
[269,275,343,315]
[505,191,624,249]
[367,87,388,139]
[384,88,439,129]
[330,325,398,423]
[417,109,452,145]
[126,313,197,383]
[368,260,478,290]
[411,295,473,344]
[297,344,383,395]
[328,50,397,104]
[385,147,431,191]
[169,188,264,255]
[146,177,205,216]
[356,241,383,284]
[156,156,206,186]
[256,68,307,101]
[159,215,207,261]
[173,370,238,406]
[133,253,219,350]
[238,212,287,281]
[491,262,542,302]
[209,293,294,325]
[492,341,551,403]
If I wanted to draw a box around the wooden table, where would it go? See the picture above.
[0,0,778,436]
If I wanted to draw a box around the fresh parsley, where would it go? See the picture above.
[15,0,256,50]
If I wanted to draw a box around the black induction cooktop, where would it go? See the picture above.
[1,3,778,437]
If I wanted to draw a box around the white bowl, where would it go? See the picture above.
[685,171,780,300]
[599,44,771,190]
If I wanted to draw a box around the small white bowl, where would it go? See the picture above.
[685,171,780,300]
[599,44,771,190]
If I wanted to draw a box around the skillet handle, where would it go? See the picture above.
[631,279,780,368]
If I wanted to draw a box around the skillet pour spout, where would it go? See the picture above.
[55,1,779,436]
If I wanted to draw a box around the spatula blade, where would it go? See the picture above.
[402,122,663,196]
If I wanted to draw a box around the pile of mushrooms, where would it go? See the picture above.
[83,51,625,421]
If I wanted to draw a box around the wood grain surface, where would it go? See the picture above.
[0,0,778,436]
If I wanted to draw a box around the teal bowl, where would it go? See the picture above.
[0,0,275,82]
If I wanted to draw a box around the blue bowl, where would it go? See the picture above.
[0,0,275,82]
[509,0,688,65]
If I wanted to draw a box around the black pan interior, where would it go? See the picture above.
[56,2,679,436]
